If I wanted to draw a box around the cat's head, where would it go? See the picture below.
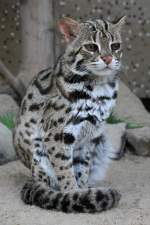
[58,17,126,77]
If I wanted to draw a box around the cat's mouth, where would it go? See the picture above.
[87,64,112,72]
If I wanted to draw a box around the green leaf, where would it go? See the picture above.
[126,122,143,129]
[106,113,125,124]
[0,112,15,130]
[107,112,143,129]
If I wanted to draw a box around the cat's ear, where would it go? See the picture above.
[58,17,80,42]
[114,16,126,31]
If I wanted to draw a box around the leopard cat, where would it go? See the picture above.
[13,16,126,213]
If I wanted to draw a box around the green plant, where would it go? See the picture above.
[107,113,143,129]
[106,113,124,124]
[0,112,15,130]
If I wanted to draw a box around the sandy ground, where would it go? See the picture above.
[0,153,150,225]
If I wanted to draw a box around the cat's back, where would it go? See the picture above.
[18,67,56,119]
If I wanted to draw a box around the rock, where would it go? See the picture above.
[0,123,16,165]
[126,127,150,156]
[114,81,150,127]
[0,94,19,116]
[106,123,127,159]
[1,156,150,224]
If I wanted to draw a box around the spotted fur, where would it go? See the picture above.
[13,17,125,213]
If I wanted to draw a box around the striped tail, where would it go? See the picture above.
[21,179,121,213]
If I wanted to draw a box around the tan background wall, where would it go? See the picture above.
[0,0,21,76]
[0,0,150,98]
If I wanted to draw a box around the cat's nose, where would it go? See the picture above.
[101,55,112,65]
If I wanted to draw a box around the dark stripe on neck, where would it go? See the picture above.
[68,90,90,102]
[56,78,90,102]
[64,74,89,83]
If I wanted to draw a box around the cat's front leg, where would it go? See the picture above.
[53,120,90,191]
[73,143,92,188]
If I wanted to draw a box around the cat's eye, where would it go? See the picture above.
[84,43,98,52]
[111,43,121,51]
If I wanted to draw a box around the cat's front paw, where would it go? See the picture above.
[21,179,35,205]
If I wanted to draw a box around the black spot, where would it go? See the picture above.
[43,178,47,183]
[52,193,63,208]
[35,143,40,147]
[32,188,45,205]
[78,172,82,178]
[58,117,64,123]
[79,194,96,211]
[73,193,78,201]
[53,121,57,127]
[24,123,30,128]
[108,81,116,88]
[85,84,93,91]
[25,130,31,136]
[44,137,50,142]
[28,93,33,99]
[36,150,46,157]
[100,111,104,116]
[19,131,23,137]
[63,133,75,145]
[51,146,55,151]
[61,194,70,212]
[24,139,31,145]
[55,153,62,158]
[112,91,118,99]
[73,157,88,166]
[55,153,70,160]
[61,154,70,160]
[96,190,104,202]
[72,204,84,212]
[54,133,62,141]
[39,170,46,176]
[101,201,108,209]
[85,115,97,125]
[41,119,44,123]
[30,118,37,124]
[29,103,43,111]
[92,135,102,145]
[71,115,97,125]
[39,174,43,180]
[34,138,42,141]
[65,107,72,113]
[98,96,111,101]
